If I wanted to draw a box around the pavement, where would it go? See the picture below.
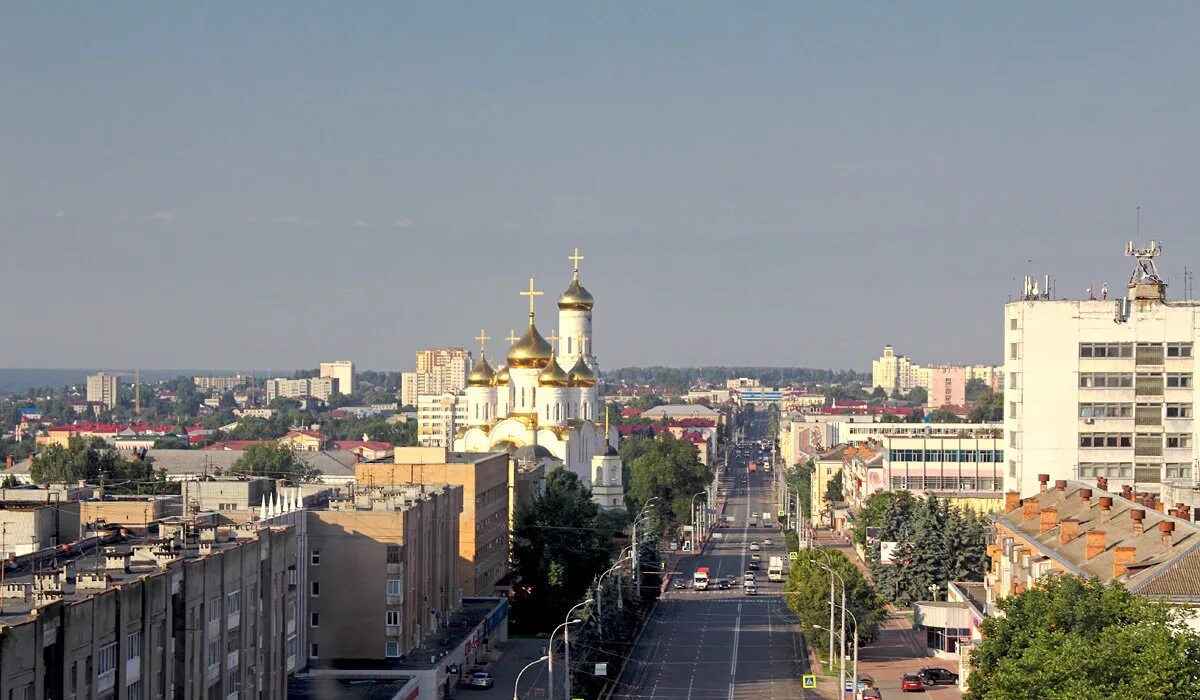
[611,459,817,699]
[456,637,550,700]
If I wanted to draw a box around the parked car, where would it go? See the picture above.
[900,674,924,692]
[467,672,494,689]
[917,667,958,685]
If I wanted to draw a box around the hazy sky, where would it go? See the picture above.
[4,3,1199,372]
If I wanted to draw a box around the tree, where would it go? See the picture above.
[511,468,620,631]
[786,460,814,517]
[870,386,888,401]
[904,408,926,423]
[626,433,712,536]
[28,438,177,494]
[965,378,990,402]
[825,468,844,503]
[968,391,1004,423]
[852,490,917,545]
[905,386,928,404]
[782,548,885,662]
[229,443,319,482]
[967,575,1200,700]
[928,408,962,423]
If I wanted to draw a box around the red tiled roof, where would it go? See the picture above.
[681,430,708,444]
[286,430,326,440]
[620,408,646,417]
[330,440,393,452]
[203,440,270,451]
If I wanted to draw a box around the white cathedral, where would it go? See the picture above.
[452,250,625,510]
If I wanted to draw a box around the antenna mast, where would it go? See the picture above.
[134,368,141,416]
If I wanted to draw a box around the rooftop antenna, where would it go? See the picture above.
[134,368,141,416]
[1185,267,1194,301]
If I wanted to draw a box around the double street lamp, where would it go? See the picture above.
[512,655,549,700]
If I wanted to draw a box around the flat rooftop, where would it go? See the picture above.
[287,677,414,700]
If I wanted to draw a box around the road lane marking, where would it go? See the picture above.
[728,602,742,700]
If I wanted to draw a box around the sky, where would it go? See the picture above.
[3,3,1200,372]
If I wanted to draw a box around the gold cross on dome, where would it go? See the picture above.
[519,277,543,320]
[569,247,584,276]
[506,329,519,346]
[475,329,490,355]
[548,330,560,353]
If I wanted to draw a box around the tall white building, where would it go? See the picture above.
[401,349,471,407]
[416,393,469,447]
[319,360,354,395]
[86,372,119,409]
[871,345,921,395]
[266,377,337,402]
[1005,242,1198,496]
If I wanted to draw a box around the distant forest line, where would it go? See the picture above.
[605,366,868,392]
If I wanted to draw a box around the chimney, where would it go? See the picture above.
[1096,476,1108,491]
[1121,485,1134,500]
[1113,546,1137,578]
[1159,520,1176,550]
[1038,474,1050,492]
[1131,508,1146,535]
[1079,488,1093,508]
[1022,498,1041,522]
[4,455,12,468]
[1040,508,1059,533]
[1154,500,1165,513]
[1085,530,1107,560]
[1169,509,1179,518]
[1004,491,1021,513]
[1099,496,1114,519]
[1054,479,1067,498]
[1059,519,1080,545]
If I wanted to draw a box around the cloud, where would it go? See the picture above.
[353,220,371,228]
[145,212,176,221]
[245,215,308,225]
[54,210,66,218]
[394,218,413,229]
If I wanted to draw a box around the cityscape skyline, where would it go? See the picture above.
[4,3,1200,370]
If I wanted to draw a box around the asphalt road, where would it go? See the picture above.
[612,459,814,700]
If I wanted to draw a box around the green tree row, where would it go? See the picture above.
[29,437,178,494]
[782,548,885,661]
[621,432,713,537]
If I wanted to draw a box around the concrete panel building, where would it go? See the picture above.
[356,448,509,596]
[319,361,355,396]
[86,373,120,410]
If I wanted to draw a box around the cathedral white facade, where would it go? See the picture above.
[453,251,625,510]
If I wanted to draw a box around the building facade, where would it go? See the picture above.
[1005,243,1199,496]
[86,373,120,409]
[416,393,468,448]
[401,349,472,407]
[265,378,336,402]
[871,346,920,395]
[193,375,248,393]
[318,361,354,396]
[357,448,509,597]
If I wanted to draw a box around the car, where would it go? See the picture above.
[672,578,687,590]
[726,575,737,586]
[763,538,773,546]
[748,561,759,570]
[749,542,760,551]
[718,578,731,589]
[743,571,756,582]
[900,674,924,692]
[467,672,494,689]
[917,667,958,685]
[745,583,758,595]
[859,689,882,700]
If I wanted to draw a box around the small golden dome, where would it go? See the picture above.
[538,357,570,386]
[557,277,595,310]
[507,324,554,368]
[494,364,510,385]
[567,357,597,387]
[466,354,496,387]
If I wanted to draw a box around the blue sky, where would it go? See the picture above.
[3,3,1199,371]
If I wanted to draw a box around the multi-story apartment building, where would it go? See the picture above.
[842,433,1005,512]
[193,375,248,393]
[871,347,1003,399]
[318,361,354,396]
[416,393,468,447]
[356,448,509,597]
[306,483,462,662]
[871,346,920,395]
[1005,242,1199,496]
[401,349,471,407]
[0,523,298,700]
[265,377,336,402]
[86,372,120,409]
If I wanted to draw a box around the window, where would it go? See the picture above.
[385,642,401,658]
[207,640,220,669]
[310,550,320,566]
[1010,343,1020,360]
[286,635,297,658]
[1079,433,1133,448]
[386,611,401,626]
[310,612,319,628]
[208,600,221,622]
[309,644,319,659]
[98,642,118,677]
[1009,401,1017,419]
[387,546,401,564]
[1010,372,1020,390]
[126,631,142,661]
[310,581,320,597]
[70,661,78,694]
[1078,403,1133,418]
[1080,342,1133,358]
[1010,317,1018,330]
[1166,463,1194,480]
[1167,342,1194,357]
[387,579,402,596]
[1166,403,1194,419]
[228,671,241,695]
[124,681,140,700]
[227,590,241,616]
[1167,433,1193,448]
[1079,372,1134,388]
[1167,373,1193,388]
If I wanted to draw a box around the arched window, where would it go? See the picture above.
[596,466,604,483]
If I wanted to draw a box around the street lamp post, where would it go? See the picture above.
[512,655,549,700]
[843,608,860,696]
[690,491,706,552]
[812,548,837,671]
[563,598,593,700]
[547,619,578,700]
[820,563,848,697]
[596,556,631,617]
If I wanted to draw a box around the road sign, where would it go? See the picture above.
[594,662,608,676]
[802,674,816,688]
[846,679,854,691]
[788,551,798,560]
[777,510,785,517]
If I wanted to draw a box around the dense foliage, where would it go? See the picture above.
[29,437,177,494]
[623,433,712,536]
[607,366,867,389]
[967,575,1200,700]
[229,443,321,482]
[866,493,988,605]
[785,460,814,518]
[851,490,918,546]
[782,548,885,659]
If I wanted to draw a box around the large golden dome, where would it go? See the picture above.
[507,324,554,368]
[567,357,597,387]
[557,277,595,310]
[466,354,496,387]
[538,357,570,386]
[494,364,510,385]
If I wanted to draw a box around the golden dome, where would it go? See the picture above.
[466,354,496,387]
[567,357,597,387]
[538,357,570,386]
[507,324,554,368]
[557,277,594,310]
[494,364,510,385]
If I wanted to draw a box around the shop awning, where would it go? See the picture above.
[913,601,969,630]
